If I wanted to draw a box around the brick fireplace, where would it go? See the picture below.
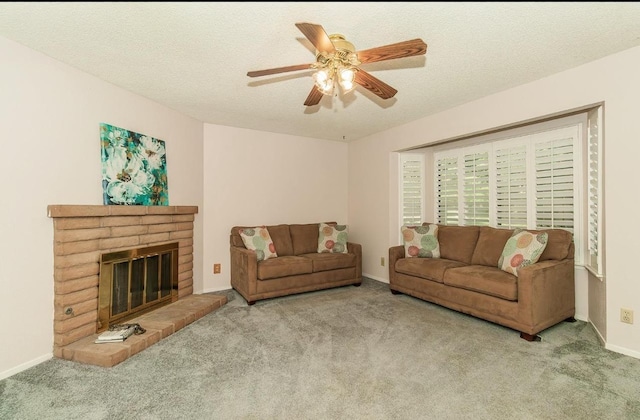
[48,205,226,367]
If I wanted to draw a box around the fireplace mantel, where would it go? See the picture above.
[48,204,199,218]
[48,204,201,362]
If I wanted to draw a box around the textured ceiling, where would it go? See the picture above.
[1,2,640,142]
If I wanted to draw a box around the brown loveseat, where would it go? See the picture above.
[230,223,362,305]
[389,224,575,340]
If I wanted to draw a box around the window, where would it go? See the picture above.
[400,154,424,226]
[433,122,584,263]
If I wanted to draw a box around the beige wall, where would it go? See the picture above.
[349,46,640,358]
[0,36,204,379]
[201,125,348,292]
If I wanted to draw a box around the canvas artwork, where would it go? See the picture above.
[100,123,169,205]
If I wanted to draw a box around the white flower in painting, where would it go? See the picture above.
[108,129,126,146]
[138,135,166,171]
[103,129,128,162]
[104,152,155,204]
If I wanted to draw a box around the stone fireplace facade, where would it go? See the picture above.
[48,204,199,359]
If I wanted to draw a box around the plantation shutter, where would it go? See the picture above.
[463,151,490,226]
[587,106,603,276]
[401,155,424,226]
[436,156,459,225]
[588,125,599,255]
[495,144,528,229]
[431,119,583,264]
[534,136,575,232]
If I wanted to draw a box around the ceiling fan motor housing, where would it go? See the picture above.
[316,34,359,65]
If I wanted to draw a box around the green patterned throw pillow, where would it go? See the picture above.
[498,229,548,276]
[318,223,348,253]
[239,226,278,261]
[401,224,440,258]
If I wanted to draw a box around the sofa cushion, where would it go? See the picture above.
[498,229,548,277]
[257,256,313,280]
[318,223,349,253]
[395,258,467,283]
[263,224,294,256]
[471,226,514,266]
[290,223,322,255]
[300,252,356,272]
[434,225,480,264]
[401,224,440,258]
[443,265,518,301]
[536,228,574,261]
[239,226,278,261]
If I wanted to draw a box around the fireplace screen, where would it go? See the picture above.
[98,242,178,332]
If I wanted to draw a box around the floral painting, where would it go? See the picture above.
[100,123,169,206]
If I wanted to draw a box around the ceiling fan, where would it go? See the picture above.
[247,22,427,106]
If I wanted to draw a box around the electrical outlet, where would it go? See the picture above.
[213,263,221,274]
[380,257,385,266]
[621,308,634,324]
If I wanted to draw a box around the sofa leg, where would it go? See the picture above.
[564,316,577,323]
[353,283,362,287]
[390,289,402,295]
[520,332,541,342]
[247,300,256,306]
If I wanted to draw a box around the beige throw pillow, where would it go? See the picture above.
[401,224,440,258]
[498,229,548,276]
[239,226,278,261]
[318,223,348,253]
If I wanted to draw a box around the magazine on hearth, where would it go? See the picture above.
[94,324,138,344]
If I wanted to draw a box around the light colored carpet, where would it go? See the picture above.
[1,278,639,420]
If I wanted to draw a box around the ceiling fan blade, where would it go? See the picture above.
[356,39,427,64]
[247,64,313,78]
[304,85,323,106]
[354,70,398,100]
[295,22,336,54]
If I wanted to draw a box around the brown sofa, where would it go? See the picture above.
[230,223,362,305]
[389,224,576,340]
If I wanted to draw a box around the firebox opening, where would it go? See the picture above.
[98,242,179,332]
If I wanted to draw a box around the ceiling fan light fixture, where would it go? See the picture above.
[309,33,361,97]
[338,67,356,93]
[313,63,357,96]
[313,67,334,95]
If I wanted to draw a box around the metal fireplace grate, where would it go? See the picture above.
[98,242,178,332]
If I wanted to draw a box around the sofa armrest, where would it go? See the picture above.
[230,246,258,301]
[388,245,405,285]
[517,259,575,331]
[347,242,362,280]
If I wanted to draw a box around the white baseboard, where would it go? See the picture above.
[605,343,640,360]
[575,312,587,322]
[200,286,231,294]
[0,353,52,381]
[363,273,388,283]
[589,321,606,346]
